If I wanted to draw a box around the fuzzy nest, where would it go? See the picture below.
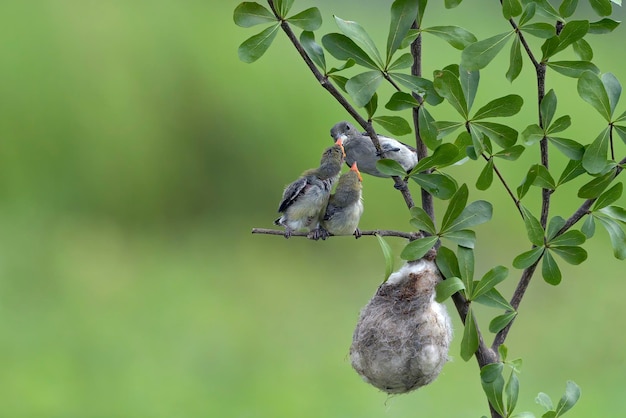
[350,257,453,394]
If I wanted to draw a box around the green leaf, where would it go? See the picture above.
[522,23,557,38]
[400,236,439,260]
[461,308,480,361]
[419,106,441,149]
[410,206,437,234]
[234,2,277,27]
[531,0,562,20]
[387,0,420,62]
[300,31,326,71]
[443,229,477,248]
[531,164,557,190]
[476,159,494,190]
[519,2,536,26]
[410,143,460,174]
[503,0,523,19]
[274,0,294,17]
[589,0,612,15]
[489,311,517,333]
[445,0,463,8]
[573,39,593,61]
[582,127,611,174]
[578,170,615,198]
[237,24,280,63]
[435,277,465,302]
[410,173,458,199]
[474,288,514,310]
[494,145,525,160]
[549,230,586,246]
[458,246,475,294]
[517,165,537,199]
[288,7,322,31]
[434,121,464,139]
[522,124,544,146]
[582,215,596,238]
[541,89,557,129]
[547,61,599,78]
[513,247,545,269]
[593,182,623,210]
[388,53,414,70]
[507,37,523,83]
[547,115,571,134]
[588,18,621,34]
[481,363,506,415]
[461,32,514,71]
[506,371,521,414]
[549,137,584,160]
[536,392,554,411]
[542,250,562,285]
[400,29,420,49]
[385,92,419,111]
[521,205,545,246]
[577,71,612,121]
[555,20,590,55]
[445,200,493,232]
[335,16,384,69]
[602,72,621,116]
[472,265,509,300]
[436,246,461,279]
[473,94,524,120]
[550,245,588,265]
[469,123,486,156]
[542,36,561,60]
[376,158,409,177]
[423,26,478,50]
[389,74,441,105]
[433,69,468,118]
[600,205,626,222]
[375,234,395,282]
[595,215,626,259]
[346,71,384,107]
[372,115,412,135]
[615,124,626,144]
[328,74,348,91]
[327,60,354,75]
[473,122,519,148]
[558,158,586,185]
[364,93,378,119]
[555,381,581,416]
[459,66,480,112]
[441,184,469,234]
[547,216,566,240]
[559,0,579,17]
[322,33,380,70]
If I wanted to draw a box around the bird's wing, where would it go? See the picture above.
[380,142,402,153]
[323,200,339,221]
[278,177,308,212]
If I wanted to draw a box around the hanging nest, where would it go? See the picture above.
[350,255,453,394]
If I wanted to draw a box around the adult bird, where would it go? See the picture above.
[319,162,364,239]
[274,139,345,238]
[330,121,417,178]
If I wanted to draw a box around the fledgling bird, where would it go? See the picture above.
[319,162,364,239]
[274,140,345,238]
[330,121,418,178]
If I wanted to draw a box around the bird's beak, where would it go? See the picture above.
[335,137,346,157]
[351,162,362,182]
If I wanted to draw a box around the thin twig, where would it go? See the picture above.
[251,227,420,240]
[481,154,523,218]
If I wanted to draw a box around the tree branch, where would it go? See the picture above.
[482,154,523,218]
[251,227,420,240]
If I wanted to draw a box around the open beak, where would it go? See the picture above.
[335,137,346,157]
[350,162,362,182]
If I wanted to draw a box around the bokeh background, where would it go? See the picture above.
[1,1,625,417]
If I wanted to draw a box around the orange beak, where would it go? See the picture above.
[350,162,362,182]
[335,137,346,157]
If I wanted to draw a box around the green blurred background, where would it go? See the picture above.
[0,1,625,417]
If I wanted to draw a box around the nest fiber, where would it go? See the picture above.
[350,258,452,394]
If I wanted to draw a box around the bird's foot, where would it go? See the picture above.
[283,229,293,239]
[353,228,362,239]
[308,227,330,241]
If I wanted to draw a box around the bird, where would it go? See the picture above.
[318,161,364,239]
[274,140,345,238]
[330,121,418,178]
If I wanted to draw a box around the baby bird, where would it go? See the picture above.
[274,140,345,238]
[330,121,418,178]
[319,162,364,239]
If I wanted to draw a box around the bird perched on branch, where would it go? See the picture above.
[274,140,345,238]
[330,121,418,178]
[319,162,364,239]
